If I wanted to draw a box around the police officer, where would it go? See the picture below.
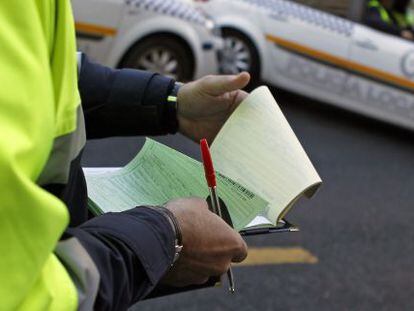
[393,0,414,31]
[364,0,414,40]
[0,1,249,310]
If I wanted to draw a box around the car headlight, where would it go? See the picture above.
[199,11,221,36]
[204,19,215,31]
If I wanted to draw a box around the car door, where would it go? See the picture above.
[350,25,414,88]
[71,0,125,63]
[261,0,354,104]
[348,24,414,128]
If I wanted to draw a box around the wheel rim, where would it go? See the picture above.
[136,48,179,80]
[220,36,252,74]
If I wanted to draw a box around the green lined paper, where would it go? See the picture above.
[85,139,268,231]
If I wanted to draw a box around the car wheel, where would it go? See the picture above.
[119,35,194,82]
[220,28,260,85]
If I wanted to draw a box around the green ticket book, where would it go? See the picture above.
[85,138,267,231]
[84,86,322,234]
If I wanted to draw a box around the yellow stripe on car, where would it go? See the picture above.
[75,22,117,37]
[266,34,414,92]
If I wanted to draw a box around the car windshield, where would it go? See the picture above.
[361,0,414,41]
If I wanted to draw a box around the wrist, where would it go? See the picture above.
[165,82,182,134]
[149,206,183,265]
[158,206,182,245]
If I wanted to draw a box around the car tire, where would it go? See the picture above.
[221,28,260,87]
[119,35,194,82]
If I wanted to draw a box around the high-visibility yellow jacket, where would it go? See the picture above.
[0,1,184,309]
[368,0,414,29]
[0,1,79,310]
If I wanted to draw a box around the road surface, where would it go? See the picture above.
[82,89,414,311]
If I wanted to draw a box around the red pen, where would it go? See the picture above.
[200,139,235,293]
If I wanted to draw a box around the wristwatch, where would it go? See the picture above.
[165,82,182,133]
[155,206,183,265]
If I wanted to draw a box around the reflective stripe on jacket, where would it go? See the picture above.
[368,0,393,24]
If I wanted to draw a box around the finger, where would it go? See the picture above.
[173,269,210,287]
[202,72,251,96]
[231,237,248,263]
[176,274,209,287]
[183,254,232,276]
[229,89,249,111]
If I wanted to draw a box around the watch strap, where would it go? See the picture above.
[165,82,181,133]
[145,206,183,265]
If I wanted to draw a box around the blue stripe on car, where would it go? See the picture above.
[126,0,208,26]
[239,0,355,36]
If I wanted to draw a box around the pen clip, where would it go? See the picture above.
[206,196,234,229]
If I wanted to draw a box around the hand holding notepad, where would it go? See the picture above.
[211,86,322,228]
[84,86,322,233]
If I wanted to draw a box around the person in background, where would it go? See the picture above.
[364,0,414,40]
[0,1,249,310]
[392,0,414,31]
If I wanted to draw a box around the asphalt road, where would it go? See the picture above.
[82,89,414,311]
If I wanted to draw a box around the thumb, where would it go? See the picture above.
[201,72,250,96]
[231,237,248,263]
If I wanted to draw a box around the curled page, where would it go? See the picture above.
[211,86,322,224]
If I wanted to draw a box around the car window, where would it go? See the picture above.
[354,0,414,41]
[288,0,351,17]
[243,0,354,36]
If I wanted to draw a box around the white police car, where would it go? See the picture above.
[71,0,222,81]
[194,0,414,131]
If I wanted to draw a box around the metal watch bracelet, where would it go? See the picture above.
[147,206,183,265]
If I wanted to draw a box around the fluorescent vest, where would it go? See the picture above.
[368,0,393,24]
[0,1,80,310]
[368,0,414,28]
[393,11,414,28]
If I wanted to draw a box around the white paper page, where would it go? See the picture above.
[245,216,274,228]
[83,167,120,175]
[211,86,322,223]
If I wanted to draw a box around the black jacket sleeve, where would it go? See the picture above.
[363,7,401,35]
[78,53,178,139]
[64,206,175,311]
